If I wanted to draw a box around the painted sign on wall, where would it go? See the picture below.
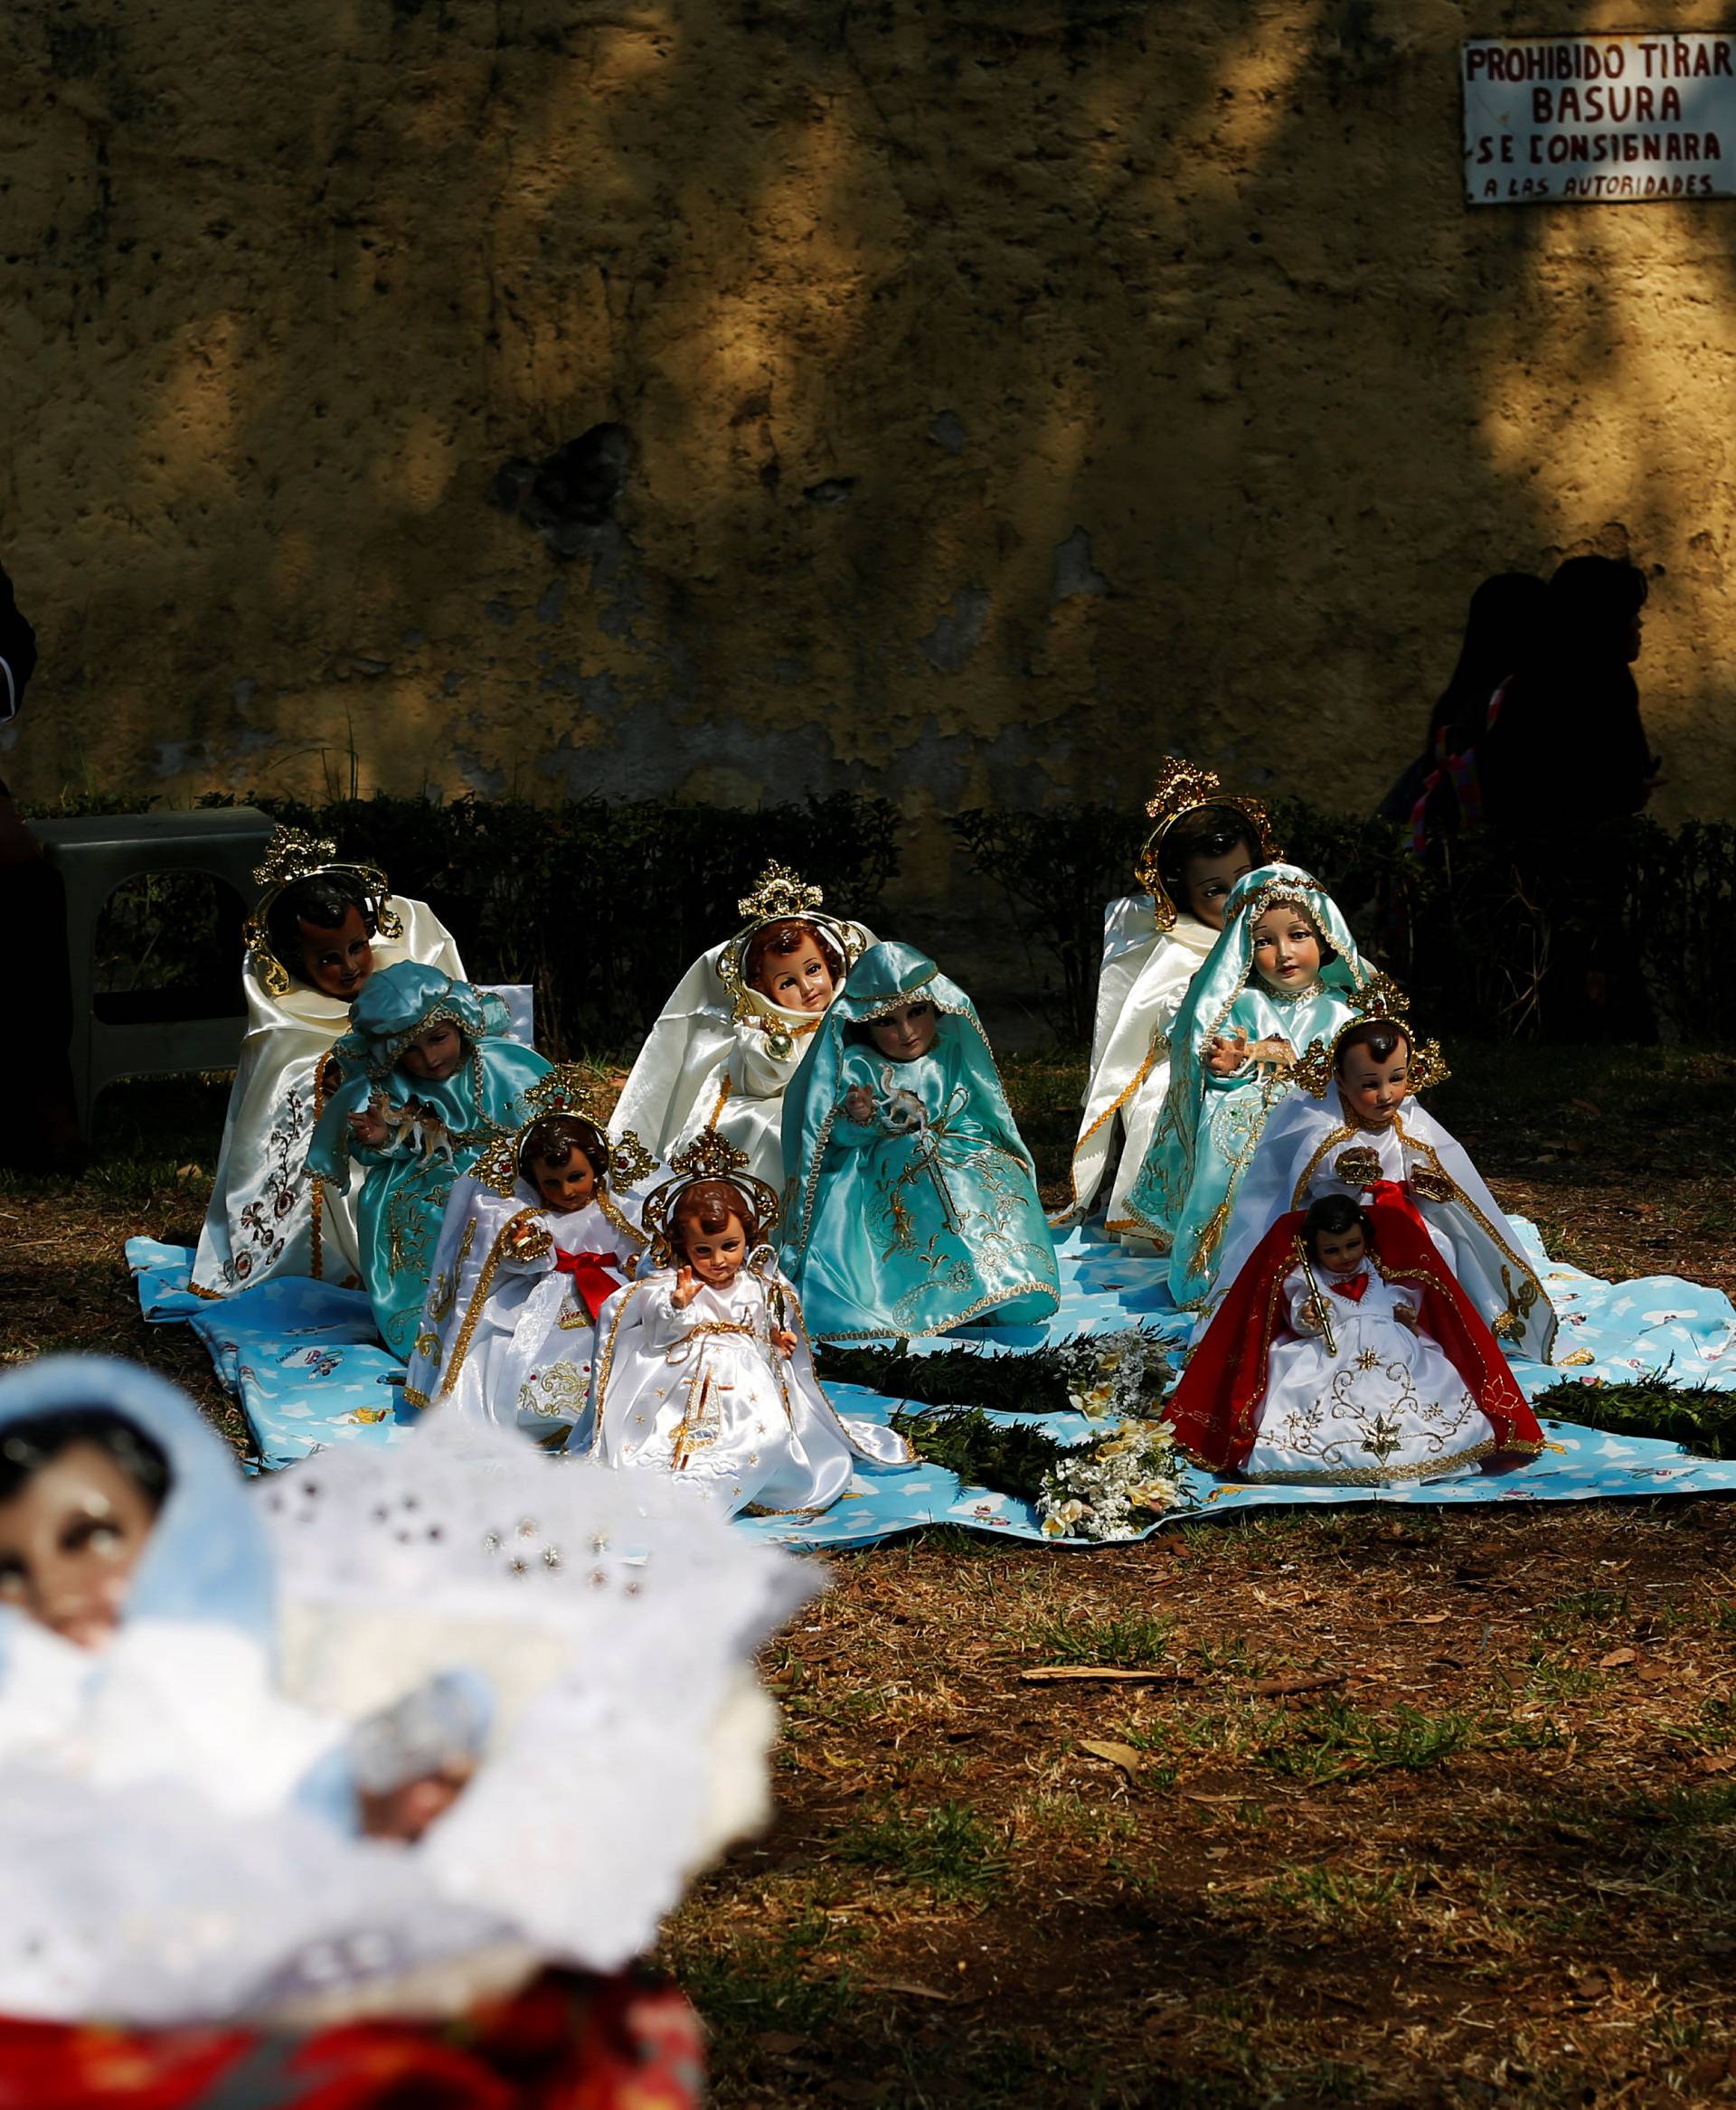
[1464,33,1736,203]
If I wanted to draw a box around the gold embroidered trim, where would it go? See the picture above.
[438,1209,537,1399]
[813,1275,1060,1342]
[1239,1435,1498,1486]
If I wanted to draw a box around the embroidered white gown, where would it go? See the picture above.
[191,897,466,1296]
[403,1175,647,1443]
[591,1265,910,1514]
[1246,1265,1497,1484]
[1058,900,1218,1238]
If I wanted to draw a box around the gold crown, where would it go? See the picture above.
[737,862,826,926]
[1295,984,1451,1099]
[1144,757,1224,824]
[1132,758,1281,929]
[251,825,341,891]
[641,1129,780,1264]
[473,1067,662,1198]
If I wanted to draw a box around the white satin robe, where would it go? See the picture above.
[1058,900,1217,1239]
[611,934,871,1200]
[1246,1265,1496,1484]
[404,1175,647,1444]
[590,1265,911,1514]
[191,897,465,1297]
[1211,1084,1558,1364]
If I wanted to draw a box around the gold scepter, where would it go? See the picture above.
[1293,1233,1337,1356]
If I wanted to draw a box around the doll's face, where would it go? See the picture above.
[1310,1221,1367,1274]
[868,999,939,1062]
[753,937,835,1015]
[358,1763,476,1844]
[678,1211,749,1289]
[532,1149,598,1214]
[0,1444,160,1650]
[1337,1042,1411,1129]
[1250,905,1322,993]
[1182,844,1255,930]
[297,904,375,1000]
[401,1021,466,1082]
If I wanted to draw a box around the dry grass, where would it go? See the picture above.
[9,1047,1736,2105]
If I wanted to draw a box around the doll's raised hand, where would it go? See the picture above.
[842,1084,877,1126]
[771,1325,797,1359]
[505,1214,554,1263]
[349,1092,392,1149]
[671,1265,700,1310]
[1297,1295,1326,1334]
[1394,1302,1420,1333]
[1204,1028,1252,1078]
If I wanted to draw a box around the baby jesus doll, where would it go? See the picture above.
[591,1134,910,1514]
[405,1079,656,1446]
[612,863,873,1195]
[1165,1195,1543,1484]
[193,827,467,1296]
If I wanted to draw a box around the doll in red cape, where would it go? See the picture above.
[1166,1194,1543,1484]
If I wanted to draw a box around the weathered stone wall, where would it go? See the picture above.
[4,0,1733,909]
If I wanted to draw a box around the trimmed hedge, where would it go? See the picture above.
[30,790,901,1056]
[947,804,1736,1046]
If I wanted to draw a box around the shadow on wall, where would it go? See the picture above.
[1,0,1725,859]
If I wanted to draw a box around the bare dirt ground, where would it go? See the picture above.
[7,1046,1736,2107]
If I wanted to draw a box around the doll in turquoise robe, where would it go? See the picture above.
[1125,864,1381,1312]
[780,941,1059,1341]
[307,964,550,1358]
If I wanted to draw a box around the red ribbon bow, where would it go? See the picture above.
[553,1248,625,1323]
[1329,1273,1370,1304]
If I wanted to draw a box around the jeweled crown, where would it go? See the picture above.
[1144,758,1224,824]
[736,862,826,926]
[251,825,341,892]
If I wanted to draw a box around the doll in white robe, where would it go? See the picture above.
[192,827,467,1298]
[591,1134,910,1515]
[1210,1010,1558,1364]
[404,1078,656,1446]
[611,862,872,1200]
[0,1352,815,2026]
[1057,760,1282,1243]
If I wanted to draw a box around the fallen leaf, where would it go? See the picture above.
[1021,1666,1193,1684]
[861,1980,955,2002]
[1568,1966,1611,2002]
[1240,1672,1345,1698]
[1410,1614,1451,1625]
[755,2030,807,2056]
[1637,1663,1672,1684]
[1599,1648,1637,1670]
[1081,1738,1146,1782]
[1693,1754,1736,1776]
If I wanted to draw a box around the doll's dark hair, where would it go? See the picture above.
[1301,1192,1373,1259]
[266,872,378,975]
[671,1179,763,1252]
[1334,1019,1412,1070]
[517,1115,608,1188]
[0,1409,173,1512]
[1156,804,1263,901]
[742,918,844,996]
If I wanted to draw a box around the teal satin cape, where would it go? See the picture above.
[779,941,1060,1340]
[1123,864,1380,1309]
[307,964,551,1358]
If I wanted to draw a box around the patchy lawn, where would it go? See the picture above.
[7,1045,1736,2106]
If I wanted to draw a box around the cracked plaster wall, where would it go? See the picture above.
[3,0,1733,921]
